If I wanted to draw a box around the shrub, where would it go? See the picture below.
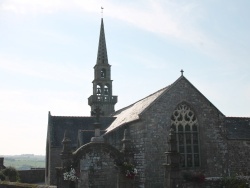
[221,176,249,188]
[2,166,20,182]
[182,171,205,183]
[0,171,6,181]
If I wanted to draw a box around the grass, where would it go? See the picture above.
[0,181,38,187]
[0,181,56,188]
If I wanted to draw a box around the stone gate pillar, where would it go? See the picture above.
[118,129,137,188]
[56,130,74,188]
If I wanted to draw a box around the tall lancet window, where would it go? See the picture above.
[171,103,200,168]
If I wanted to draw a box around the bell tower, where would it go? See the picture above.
[88,18,117,116]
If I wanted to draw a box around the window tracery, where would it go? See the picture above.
[171,103,200,168]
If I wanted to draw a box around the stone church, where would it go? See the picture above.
[45,18,250,187]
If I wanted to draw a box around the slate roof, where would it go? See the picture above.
[225,117,250,140]
[78,130,106,147]
[105,86,169,133]
[104,75,226,134]
[48,114,115,147]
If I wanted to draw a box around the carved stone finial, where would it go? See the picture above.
[61,130,72,163]
[62,130,71,146]
[123,129,129,140]
[164,127,180,188]
[91,106,104,123]
[61,131,71,152]
[90,107,104,143]
[121,129,131,153]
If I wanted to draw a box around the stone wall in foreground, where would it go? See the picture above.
[18,168,45,183]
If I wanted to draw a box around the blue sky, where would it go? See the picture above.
[0,0,249,155]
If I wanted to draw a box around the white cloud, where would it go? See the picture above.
[0,1,210,45]
[0,0,101,15]
[0,0,230,65]
[1,0,249,155]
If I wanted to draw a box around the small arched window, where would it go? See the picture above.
[101,69,106,78]
[104,85,109,95]
[96,84,102,95]
[171,103,200,168]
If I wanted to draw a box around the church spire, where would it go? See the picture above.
[88,18,117,116]
[96,18,108,65]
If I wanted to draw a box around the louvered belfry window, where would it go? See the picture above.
[171,103,200,167]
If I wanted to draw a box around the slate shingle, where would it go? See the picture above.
[225,117,250,139]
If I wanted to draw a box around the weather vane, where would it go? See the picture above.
[101,7,104,17]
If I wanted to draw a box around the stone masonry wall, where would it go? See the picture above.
[105,121,146,187]
[49,147,61,185]
[139,78,228,187]
[76,143,120,188]
[79,150,117,187]
[18,169,45,183]
[228,140,250,176]
[105,77,250,188]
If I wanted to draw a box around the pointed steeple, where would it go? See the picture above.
[96,18,109,65]
[88,18,118,116]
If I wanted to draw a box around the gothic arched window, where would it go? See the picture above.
[101,69,106,78]
[171,103,200,168]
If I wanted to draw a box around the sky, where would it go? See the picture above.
[0,0,250,155]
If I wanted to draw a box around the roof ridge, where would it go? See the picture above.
[138,76,185,117]
[179,76,225,116]
[112,86,170,116]
[226,116,250,119]
[50,115,114,118]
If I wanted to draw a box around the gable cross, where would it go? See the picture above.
[181,69,184,76]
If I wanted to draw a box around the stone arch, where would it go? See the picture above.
[72,142,123,187]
